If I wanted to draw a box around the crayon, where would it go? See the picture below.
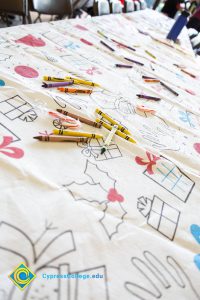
[53,129,103,139]
[144,79,160,83]
[124,57,144,66]
[96,118,136,144]
[95,108,131,135]
[42,81,73,88]
[101,124,118,154]
[136,105,156,114]
[97,30,108,39]
[160,81,179,96]
[145,50,157,59]
[142,76,157,80]
[58,87,92,94]
[180,69,196,78]
[115,64,133,68]
[57,109,102,128]
[136,94,161,101]
[65,77,100,87]
[100,40,115,52]
[43,76,66,82]
[33,136,89,143]
[111,39,136,52]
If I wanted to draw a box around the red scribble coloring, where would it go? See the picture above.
[80,38,93,46]
[0,136,24,159]
[14,66,39,78]
[185,89,196,96]
[82,66,102,75]
[135,151,160,175]
[75,24,88,31]
[15,34,46,47]
[107,188,124,202]
[194,143,200,154]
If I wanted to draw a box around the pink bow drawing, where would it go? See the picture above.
[0,136,24,159]
[84,67,102,75]
[135,151,160,175]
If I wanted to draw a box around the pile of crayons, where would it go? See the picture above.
[42,76,100,94]
[34,109,103,143]
[34,108,136,153]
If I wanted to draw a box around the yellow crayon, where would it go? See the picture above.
[95,108,131,135]
[53,129,103,139]
[145,50,156,60]
[96,118,136,144]
[43,76,67,82]
[65,77,100,87]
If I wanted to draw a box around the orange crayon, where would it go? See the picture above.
[58,87,92,94]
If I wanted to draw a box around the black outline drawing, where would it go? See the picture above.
[0,123,20,142]
[52,95,88,111]
[77,138,122,161]
[137,195,180,241]
[124,250,200,300]
[63,160,127,239]
[143,159,195,203]
[0,95,38,122]
[24,264,109,300]
[0,221,109,300]
[0,53,12,61]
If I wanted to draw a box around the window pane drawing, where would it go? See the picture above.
[0,95,37,122]
[144,161,195,202]
[137,195,180,241]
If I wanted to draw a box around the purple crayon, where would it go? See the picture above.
[115,64,133,68]
[136,94,161,101]
[42,81,74,88]
[124,57,144,66]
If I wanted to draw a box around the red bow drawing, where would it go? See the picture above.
[135,151,160,175]
[0,136,24,159]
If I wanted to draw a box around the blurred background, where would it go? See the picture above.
[0,0,200,52]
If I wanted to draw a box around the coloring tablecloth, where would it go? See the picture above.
[0,8,200,300]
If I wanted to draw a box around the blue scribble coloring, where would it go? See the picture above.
[190,224,200,271]
[0,79,5,86]
[64,41,80,50]
[179,111,195,128]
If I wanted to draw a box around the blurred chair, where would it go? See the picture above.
[30,0,73,22]
[0,0,29,25]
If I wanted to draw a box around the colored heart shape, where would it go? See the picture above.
[194,143,200,154]
[194,254,200,270]
[107,188,124,202]
[15,34,46,47]
[190,224,200,244]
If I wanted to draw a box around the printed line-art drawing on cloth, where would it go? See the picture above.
[0,95,38,122]
[0,221,109,300]
[124,250,200,300]
[0,123,20,142]
[137,195,180,241]
[51,95,88,111]
[78,138,122,161]
[190,224,200,271]
[135,152,195,202]
[63,160,127,239]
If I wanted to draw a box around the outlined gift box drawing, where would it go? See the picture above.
[135,152,195,202]
[137,195,180,241]
[0,95,37,122]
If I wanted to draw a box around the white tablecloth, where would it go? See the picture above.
[0,9,200,300]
